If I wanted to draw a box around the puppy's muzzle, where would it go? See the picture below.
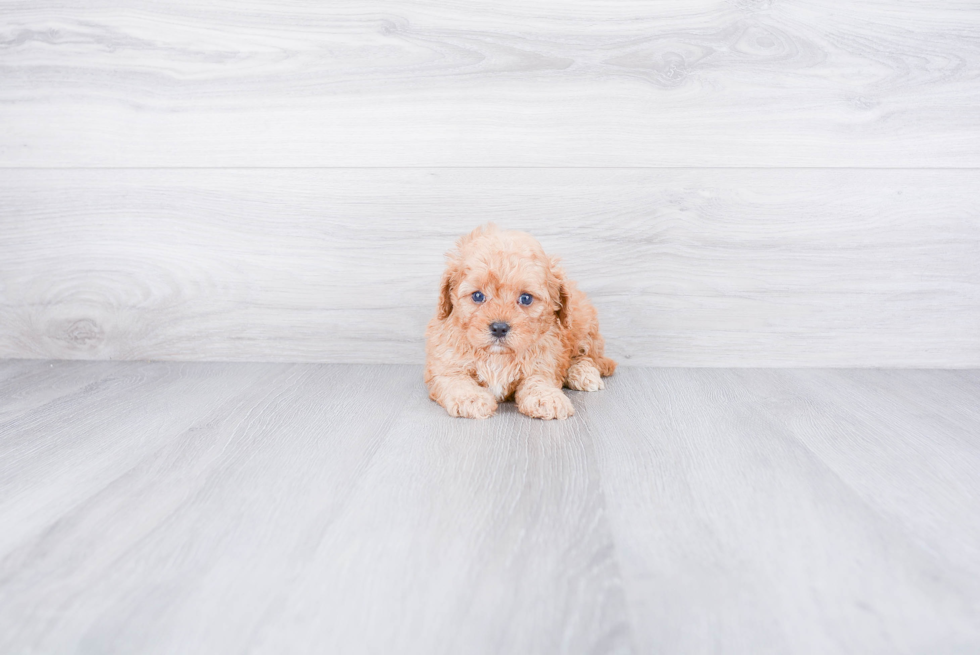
[489,321,510,339]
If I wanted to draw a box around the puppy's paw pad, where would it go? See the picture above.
[565,362,604,392]
[520,390,574,420]
[448,393,497,419]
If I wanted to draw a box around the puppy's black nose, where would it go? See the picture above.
[489,322,510,339]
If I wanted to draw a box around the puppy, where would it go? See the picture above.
[425,224,616,420]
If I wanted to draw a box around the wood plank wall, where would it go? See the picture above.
[1,0,978,365]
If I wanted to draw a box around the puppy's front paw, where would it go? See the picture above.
[519,388,574,420]
[446,391,497,419]
[565,360,604,392]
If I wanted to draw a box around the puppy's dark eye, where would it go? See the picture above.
[518,293,533,306]
[471,291,486,303]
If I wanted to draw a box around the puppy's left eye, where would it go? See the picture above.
[518,293,533,306]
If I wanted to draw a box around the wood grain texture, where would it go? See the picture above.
[2,168,978,366]
[2,0,979,166]
[242,378,630,655]
[0,359,119,422]
[2,361,980,653]
[0,360,631,655]
[581,367,980,654]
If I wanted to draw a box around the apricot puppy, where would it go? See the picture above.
[425,224,616,420]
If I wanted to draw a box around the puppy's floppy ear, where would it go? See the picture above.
[548,256,572,330]
[556,281,571,330]
[436,257,461,321]
[437,227,486,320]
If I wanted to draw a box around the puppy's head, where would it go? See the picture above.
[436,224,568,355]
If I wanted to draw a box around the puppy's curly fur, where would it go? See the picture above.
[425,224,616,420]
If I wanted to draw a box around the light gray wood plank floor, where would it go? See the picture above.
[1,361,978,654]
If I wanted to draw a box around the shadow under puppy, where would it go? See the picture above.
[425,224,616,420]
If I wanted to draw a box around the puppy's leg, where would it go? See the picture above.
[565,358,605,392]
[428,374,498,419]
[594,355,617,377]
[516,376,574,420]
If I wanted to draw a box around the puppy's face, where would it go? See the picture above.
[439,229,564,356]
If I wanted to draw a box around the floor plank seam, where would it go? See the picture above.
[574,392,641,655]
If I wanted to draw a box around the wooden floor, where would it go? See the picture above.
[1,361,979,654]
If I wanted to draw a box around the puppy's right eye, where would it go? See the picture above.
[471,291,486,303]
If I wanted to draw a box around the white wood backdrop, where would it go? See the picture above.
[2,169,978,365]
[1,0,979,365]
[2,0,980,167]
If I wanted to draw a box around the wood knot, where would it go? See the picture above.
[63,318,104,348]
